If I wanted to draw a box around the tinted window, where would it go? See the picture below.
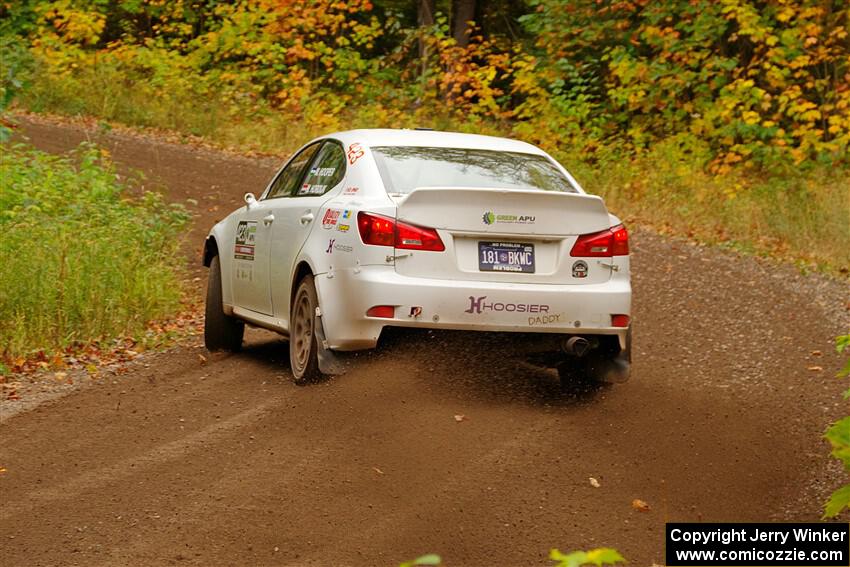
[266,142,322,199]
[372,146,578,195]
[295,142,346,196]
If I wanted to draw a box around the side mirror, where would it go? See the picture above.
[244,192,257,208]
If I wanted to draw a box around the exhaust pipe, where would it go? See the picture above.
[562,336,591,357]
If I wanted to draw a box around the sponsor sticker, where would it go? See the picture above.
[343,186,360,196]
[234,220,257,260]
[347,143,365,165]
[572,260,588,278]
[482,211,535,225]
[464,296,550,315]
[322,209,341,229]
[327,239,353,254]
[336,223,350,232]
[342,209,352,219]
[528,313,563,326]
[235,262,254,281]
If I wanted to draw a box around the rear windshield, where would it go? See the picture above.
[371,146,579,195]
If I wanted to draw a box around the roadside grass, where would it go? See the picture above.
[0,143,190,361]
[568,142,850,273]
[17,62,850,274]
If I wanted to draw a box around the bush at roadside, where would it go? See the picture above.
[0,143,189,360]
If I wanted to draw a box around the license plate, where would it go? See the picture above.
[478,241,535,273]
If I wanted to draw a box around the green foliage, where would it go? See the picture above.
[837,333,850,380]
[0,35,33,141]
[518,0,850,169]
[9,0,847,168]
[0,143,189,358]
[2,0,849,272]
[399,554,442,567]
[550,547,626,567]
[824,333,850,518]
[396,548,625,567]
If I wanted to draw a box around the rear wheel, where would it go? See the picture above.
[204,255,244,352]
[289,275,323,385]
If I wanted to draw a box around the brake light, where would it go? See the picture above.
[357,212,394,246]
[570,224,629,257]
[611,314,630,327]
[357,212,445,251]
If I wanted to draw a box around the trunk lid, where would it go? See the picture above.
[393,187,615,284]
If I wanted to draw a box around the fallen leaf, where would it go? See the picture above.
[811,350,822,356]
[54,371,67,381]
[0,467,6,474]
[454,414,468,422]
[632,499,651,511]
[198,354,207,365]
[373,467,384,475]
[807,366,823,372]
[589,477,601,488]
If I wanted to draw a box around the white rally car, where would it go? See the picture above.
[202,129,631,385]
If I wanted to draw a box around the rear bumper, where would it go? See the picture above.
[315,265,631,351]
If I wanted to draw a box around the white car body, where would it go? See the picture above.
[203,129,631,369]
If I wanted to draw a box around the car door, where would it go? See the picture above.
[231,142,322,315]
[229,198,276,315]
[268,140,347,327]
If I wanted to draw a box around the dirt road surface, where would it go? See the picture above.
[2,117,849,567]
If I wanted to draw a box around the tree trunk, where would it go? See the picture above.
[451,0,476,47]
[417,0,436,59]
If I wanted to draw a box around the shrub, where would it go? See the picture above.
[0,143,189,358]
[824,332,850,518]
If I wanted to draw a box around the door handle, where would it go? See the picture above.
[299,212,314,225]
[262,213,275,226]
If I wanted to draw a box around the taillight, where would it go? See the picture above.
[611,314,630,327]
[357,212,445,251]
[570,224,629,257]
[357,212,394,247]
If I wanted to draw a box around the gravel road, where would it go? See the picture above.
[1,117,848,567]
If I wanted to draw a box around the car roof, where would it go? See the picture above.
[325,129,547,155]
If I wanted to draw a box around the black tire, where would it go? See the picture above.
[289,274,323,385]
[204,255,244,352]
